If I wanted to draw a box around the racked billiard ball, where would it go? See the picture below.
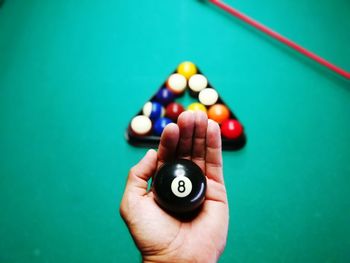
[155,87,175,105]
[153,117,172,136]
[177,61,197,79]
[152,159,207,214]
[188,74,208,93]
[187,102,207,113]
[130,115,152,136]
[143,101,165,121]
[221,119,243,139]
[198,88,219,106]
[208,104,230,124]
[166,73,187,95]
[165,102,185,121]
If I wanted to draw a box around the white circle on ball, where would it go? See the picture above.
[142,102,152,117]
[171,176,192,198]
[198,88,218,106]
[188,74,208,92]
[167,73,187,93]
[130,115,152,135]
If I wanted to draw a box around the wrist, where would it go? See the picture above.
[142,251,219,263]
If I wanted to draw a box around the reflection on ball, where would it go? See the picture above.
[152,159,206,214]
[221,119,243,139]
[177,61,197,79]
[208,104,230,124]
[130,115,152,136]
[187,102,207,113]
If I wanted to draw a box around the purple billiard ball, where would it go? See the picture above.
[155,87,175,105]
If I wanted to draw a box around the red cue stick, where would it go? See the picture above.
[209,0,350,80]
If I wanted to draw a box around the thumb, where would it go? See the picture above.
[125,149,158,196]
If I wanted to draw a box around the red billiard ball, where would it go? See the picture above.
[221,119,243,139]
[165,102,185,121]
[152,159,206,214]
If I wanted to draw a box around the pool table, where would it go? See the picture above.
[0,0,349,262]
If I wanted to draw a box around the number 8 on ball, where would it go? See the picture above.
[171,176,192,197]
[152,159,207,214]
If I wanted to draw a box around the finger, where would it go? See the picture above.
[126,149,158,196]
[157,123,179,166]
[177,111,195,159]
[191,111,208,172]
[205,120,224,184]
[205,178,228,204]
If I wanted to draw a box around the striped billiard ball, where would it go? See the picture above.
[143,101,165,121]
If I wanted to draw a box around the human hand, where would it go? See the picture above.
[120,111,229,263]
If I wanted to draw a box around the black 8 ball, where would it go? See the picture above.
[152,159,207,214]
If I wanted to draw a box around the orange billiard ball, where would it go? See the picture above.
[208,104,230,124]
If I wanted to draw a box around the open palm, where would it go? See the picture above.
[120,111,228,263]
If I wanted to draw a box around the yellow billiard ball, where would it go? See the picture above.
[177,61,197,79]
[187,102,207,113]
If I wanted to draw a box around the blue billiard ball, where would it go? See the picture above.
[153,117,172,136]
[142,101,165,121]
[155,88,175,105]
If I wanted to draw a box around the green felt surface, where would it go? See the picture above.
[1,0,350,262]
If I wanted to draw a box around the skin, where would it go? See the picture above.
[120,111,229,263]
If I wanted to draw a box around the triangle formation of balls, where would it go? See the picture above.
[125,61,247,150]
